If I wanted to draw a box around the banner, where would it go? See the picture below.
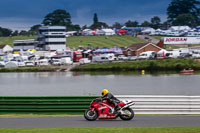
[164,37,200,45]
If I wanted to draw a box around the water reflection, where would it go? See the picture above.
[0,72,200,96]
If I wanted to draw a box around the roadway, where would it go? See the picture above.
[0,116,200,128]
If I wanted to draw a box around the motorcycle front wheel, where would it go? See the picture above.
[119,108,134,121]
[84,109,98,121]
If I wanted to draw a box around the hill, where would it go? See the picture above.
[0,35,145,48]
[0,36,36,47]
[67,35,145,48]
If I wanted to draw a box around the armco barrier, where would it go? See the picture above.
[117,95,200,114]
[0,95,200,114]
[0,96,97,114]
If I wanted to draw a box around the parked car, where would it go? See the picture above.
[118,55,128,60]
[128,56,138,61]
[178,53,191,58]
[25,61,34,67]
[0,61,5,67]
[52,59,62,65]
[192,51,200,58]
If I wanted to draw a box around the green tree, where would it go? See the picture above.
[151,16,161,29]
[93,13,98,24]
[0,27,12,37]
[90,13,108,29]
[173,13,197,27]
[67,24,81,31]
[12,30,19,36]
[42,9,71,26]
[161,21,170,30]
[125,20,139,27]
[29,24,41,35]
[167,0,200,25]
[112,22,123,29]
[82,25,88,30]
[19,30,29,36]
[141,21,151,27]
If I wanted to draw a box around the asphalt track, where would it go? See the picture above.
[0,116,200,128]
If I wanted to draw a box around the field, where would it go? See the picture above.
[0,35,145,48]
[0,127,200,133]
[0,36,36,47]
[66,35,145,48]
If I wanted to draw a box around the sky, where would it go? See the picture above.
[0,0,172,31]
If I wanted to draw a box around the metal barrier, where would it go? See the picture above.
[117,95,200,114]
[0,95,200,114]
[0,96,97,114]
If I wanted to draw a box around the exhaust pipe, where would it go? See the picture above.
[120,102,135,110]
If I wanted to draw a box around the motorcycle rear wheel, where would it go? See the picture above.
[84,109,98,121]
[119,108,134,121]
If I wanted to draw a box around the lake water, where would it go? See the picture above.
[0,72,200,96]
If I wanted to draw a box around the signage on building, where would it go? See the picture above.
[164,37,200,45]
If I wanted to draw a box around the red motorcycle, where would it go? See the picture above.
[84,98,135,121]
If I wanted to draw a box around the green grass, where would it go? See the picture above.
[67,35,145,48]
[0,36,36,47]
[0,35,145,49]
[152,36,165,40]
[0,127,200,133]
[72,59,200,72]
[0,66,62,72]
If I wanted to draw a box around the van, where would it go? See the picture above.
[61,57,73,65]
[138,51,156,60]
[37,59,49,66]
[92,53,117,62]
[166,50,180,58]
[79,58,91,65]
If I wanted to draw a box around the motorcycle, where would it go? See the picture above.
[84,98,135,121]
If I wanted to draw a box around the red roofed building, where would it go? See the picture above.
[123,43,162,56]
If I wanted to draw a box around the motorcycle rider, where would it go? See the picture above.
[101,89,121,112]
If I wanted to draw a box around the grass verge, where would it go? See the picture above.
[0,127,200,133]
[72,59,200,72]
[0,66,63,72]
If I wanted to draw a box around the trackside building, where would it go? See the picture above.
[38,26,66,51]
[13,26,66,51]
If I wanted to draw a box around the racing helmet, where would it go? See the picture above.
[102,89,109,97]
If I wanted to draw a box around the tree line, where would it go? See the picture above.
[0,0,200,37]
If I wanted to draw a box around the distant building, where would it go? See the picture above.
[13,39,38,51]
[13,26,67,51]
[123,43,162,56]
[38,26,66,51]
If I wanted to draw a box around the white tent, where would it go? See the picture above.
[97,29,115,35]
[5,61,18,68]
[141,28,155,34]
[169,26,191,32]
[0,45,13,54]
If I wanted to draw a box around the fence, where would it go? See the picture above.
[0,95,200,114]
